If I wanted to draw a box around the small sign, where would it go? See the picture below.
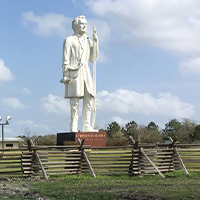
[75,132,106,147]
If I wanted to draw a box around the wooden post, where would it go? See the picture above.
[78,139,96,178]
[27,139,48,180]
[27,139,32,151]
[129,136,140,175]
[21,139,34,176]
[129,136,165,178]
[174,147,189,175]
[35,150,49,180]
[77,139,85,174]
[129,136,134,175]
[140,148,165,178]
[168,137,177,147]
[79,139,85,149]
[169,137,189,175]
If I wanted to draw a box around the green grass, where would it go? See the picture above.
[1,171,199,200]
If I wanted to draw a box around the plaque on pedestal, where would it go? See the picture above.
[57,132,106,147]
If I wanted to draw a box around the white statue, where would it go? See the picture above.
[61,15,99,132]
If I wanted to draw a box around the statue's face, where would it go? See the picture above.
[76,18,87,35]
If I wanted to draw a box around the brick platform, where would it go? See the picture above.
[57,131,106,147]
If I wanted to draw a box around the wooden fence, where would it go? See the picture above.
[0,148,33,177]
[1,141,200,179]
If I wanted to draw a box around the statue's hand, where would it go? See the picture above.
[63,76,72,83]
[93,32,98,43]
[60,76,71,84]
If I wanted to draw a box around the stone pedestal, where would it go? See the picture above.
[57,131,106,147]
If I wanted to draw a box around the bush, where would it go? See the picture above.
[106,131,129,146]
[34,135,56,145]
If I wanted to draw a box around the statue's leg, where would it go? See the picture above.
[82,88,98,132]
[70,98,79,132]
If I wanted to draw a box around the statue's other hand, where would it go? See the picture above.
[60,76,71,84]
[64,76,72,83]
[93,32,98,42]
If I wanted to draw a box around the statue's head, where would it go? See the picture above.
[72,15,87,35]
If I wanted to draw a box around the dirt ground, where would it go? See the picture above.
[0,177,51,200]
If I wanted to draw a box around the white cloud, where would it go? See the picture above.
[17,119,34,126]
[21,11,72,37]
[42,94,70,115]
[22,87,32,95]
[180,57,200,74]
[16,119,49,131]
[2,97,25,110]
[86,0,200,74]
[112,116,129,126]
[97,89,195,119]
[21,12,110,47]
[0,59,14,84]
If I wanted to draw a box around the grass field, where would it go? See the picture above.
[1,171,200,200]
[1,147,200,199]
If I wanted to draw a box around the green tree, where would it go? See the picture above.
[35,135,56,145]
[180,118,196,143]
[190,125,200,142]
[125,121,138,132]
[106,121,128,146]
[106,121,121,139]
[163,119,182,140]
[147,121,159,131]
[138,125,162,143]
[122,121,138,141]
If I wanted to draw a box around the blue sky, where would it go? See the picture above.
[0,0,200,137]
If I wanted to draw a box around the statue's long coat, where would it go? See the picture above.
[62,34,96,98]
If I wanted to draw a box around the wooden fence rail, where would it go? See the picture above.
[1,141,200,178]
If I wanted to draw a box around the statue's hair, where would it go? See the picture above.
[72,15,87,33]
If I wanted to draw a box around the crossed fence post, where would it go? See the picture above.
[168,137,189,175]
[27,139,49,180]
[77,138,96,178]
[129,136,165,178]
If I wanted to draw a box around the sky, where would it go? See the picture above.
[0,0,200,137]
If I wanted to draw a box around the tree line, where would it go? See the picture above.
[18,118,200,146]
[103,118,200,146]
